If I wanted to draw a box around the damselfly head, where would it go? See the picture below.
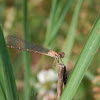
[59,52,65,58]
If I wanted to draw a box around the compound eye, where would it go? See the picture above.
[60,52,65,58]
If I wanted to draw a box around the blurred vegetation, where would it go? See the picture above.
[0,0,100,100]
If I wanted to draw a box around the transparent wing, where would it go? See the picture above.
[5,35,50,55]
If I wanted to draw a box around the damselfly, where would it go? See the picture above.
[5,35,65,65]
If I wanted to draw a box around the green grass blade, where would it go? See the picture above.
[45,0,75,46]
[0,26,18,100]
[51,1,64,29]
[60,15,100,100]
[45,0,58,42]
[63,0,83,64]
[22,0,31,99]
[0,72,7,100]
[0,83,6,100]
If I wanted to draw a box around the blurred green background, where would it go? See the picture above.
[0,0,100,100]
